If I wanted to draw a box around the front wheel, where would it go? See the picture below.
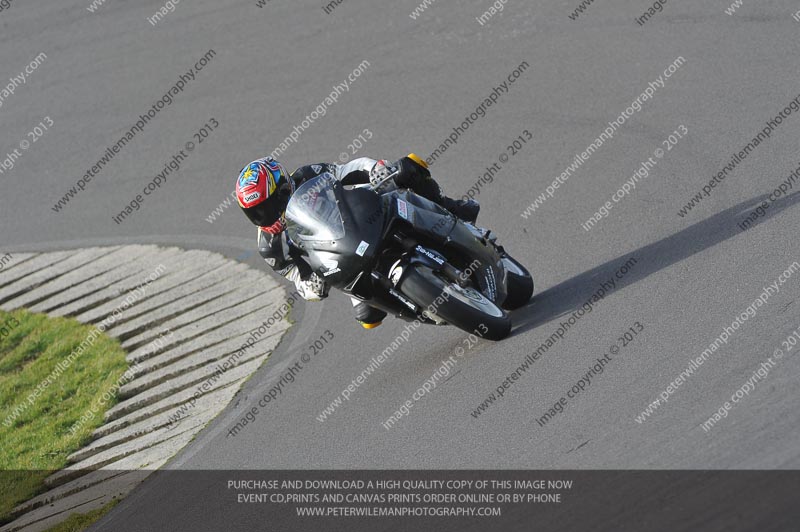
[400,265,511,341]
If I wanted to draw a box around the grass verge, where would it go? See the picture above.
[43,499,120,532]
[0,309,128,524]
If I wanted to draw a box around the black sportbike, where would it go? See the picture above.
[284,170,533,340]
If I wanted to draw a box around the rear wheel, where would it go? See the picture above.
[500,254,533,310]
[400,265,511,340]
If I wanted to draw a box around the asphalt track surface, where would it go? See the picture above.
[2,0,800,530]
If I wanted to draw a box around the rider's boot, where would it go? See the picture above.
[440,196,480,224]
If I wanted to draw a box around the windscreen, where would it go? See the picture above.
[285,173,346,241]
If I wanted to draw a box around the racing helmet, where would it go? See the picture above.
[236,157,295,231]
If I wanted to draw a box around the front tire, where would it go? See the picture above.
[400,265,511,340]
[500,254,533,310]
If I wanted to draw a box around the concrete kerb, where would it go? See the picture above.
[1,245,293,532]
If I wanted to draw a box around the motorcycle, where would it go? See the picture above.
[283,163,533,340]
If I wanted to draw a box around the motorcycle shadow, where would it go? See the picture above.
[510,190,800,335]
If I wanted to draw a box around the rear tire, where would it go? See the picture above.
[400,265,511,340]
[501,255,533,310]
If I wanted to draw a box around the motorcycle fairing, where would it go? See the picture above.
[386,189,508,306]
[286,175,384,287]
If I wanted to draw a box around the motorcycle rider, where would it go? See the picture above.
[236,154,480,329]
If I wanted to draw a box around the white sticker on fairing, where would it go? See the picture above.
[243,192,261,203]
[397,198,409,220]
[389,265,403,285]
[355,241,369,256]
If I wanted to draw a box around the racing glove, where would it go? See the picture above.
[286,267,329,301]
[368,159,398,191]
